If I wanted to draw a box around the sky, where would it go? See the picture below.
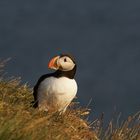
[0,0,140,122]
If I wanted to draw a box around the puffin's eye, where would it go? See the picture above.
[64,58,67,62]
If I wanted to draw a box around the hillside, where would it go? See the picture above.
[0,62,140,140]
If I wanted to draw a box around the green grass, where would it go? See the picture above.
[0,61,140,140]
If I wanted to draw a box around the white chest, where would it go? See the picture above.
[37,77,78,111]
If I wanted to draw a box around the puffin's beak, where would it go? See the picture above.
[48,56,60,70]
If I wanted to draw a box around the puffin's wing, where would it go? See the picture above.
[33,74,52,108]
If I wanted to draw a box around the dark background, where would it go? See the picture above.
[0,0,140,122]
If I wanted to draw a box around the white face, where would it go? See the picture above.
[57,56,75,71]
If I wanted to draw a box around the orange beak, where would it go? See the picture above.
[48,56,60,70]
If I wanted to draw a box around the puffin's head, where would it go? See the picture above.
[48,54,76,71]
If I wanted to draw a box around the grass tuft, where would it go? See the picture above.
[0,78,98,140]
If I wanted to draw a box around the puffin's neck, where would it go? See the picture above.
[54,65,77,79]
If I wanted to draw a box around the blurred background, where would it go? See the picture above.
[0,0,140,122]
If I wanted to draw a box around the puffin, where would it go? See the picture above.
[33,54,78,113]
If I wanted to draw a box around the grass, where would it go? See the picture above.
[0,61,140,140]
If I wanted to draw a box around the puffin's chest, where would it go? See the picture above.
[38,77,77,95]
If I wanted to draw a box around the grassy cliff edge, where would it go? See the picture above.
[0,62,139,140]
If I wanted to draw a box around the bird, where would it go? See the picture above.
[33,54,78,113]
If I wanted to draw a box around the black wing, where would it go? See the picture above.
[32,73,53,108]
